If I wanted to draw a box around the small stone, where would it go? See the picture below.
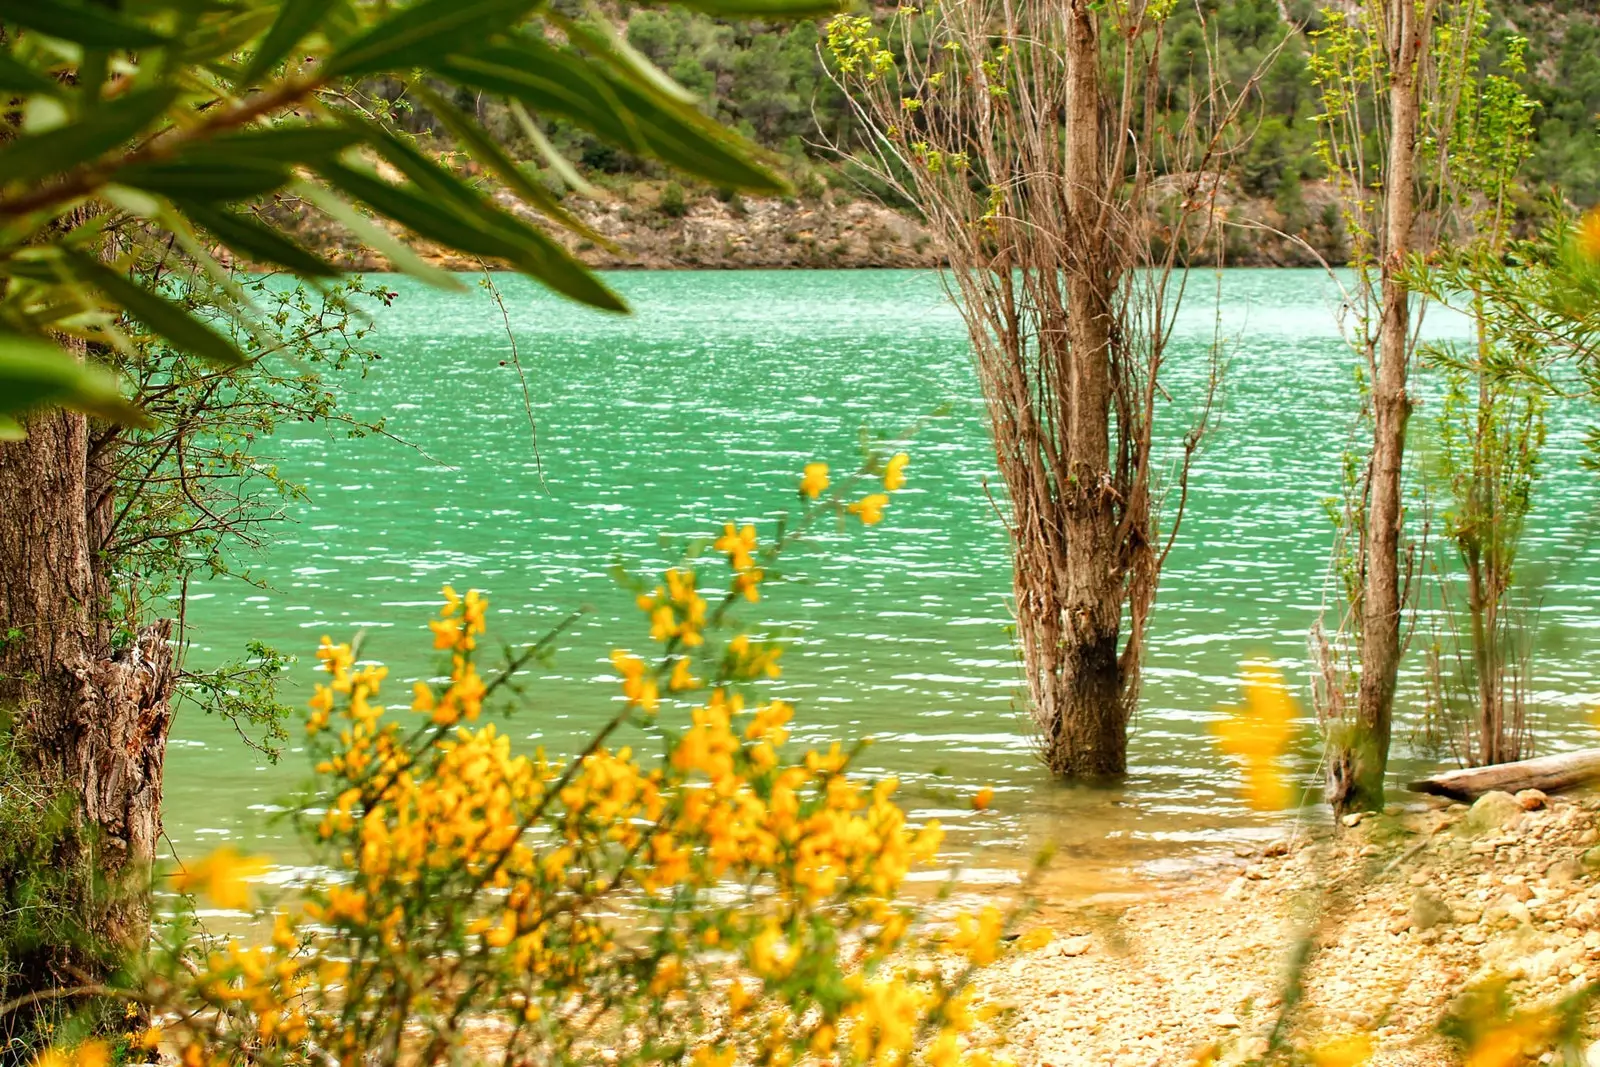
[1582,847,1600,871]
[1507,882,1536,903]
[1465,791,1524,836]
[1548,859,1583,886]
[1341,812,1364,828]
[1058,935,1093,957]
[1516,789,1548,811]
[1212,1012,1240,1029]
[1262,839,1291,858]
[1412,888,1453,931]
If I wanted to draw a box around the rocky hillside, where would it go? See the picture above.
[271,175,1348,273]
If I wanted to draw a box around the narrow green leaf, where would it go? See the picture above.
[509,100,597,197]
[0,0,172,48]
[324,0,543,77]
[292,178,465,290]
[114,160,292,201]
[0,334,145,424]
[0,88,180,189]
[63,250,249,366]
[180,203,341,277]
[177,8,279,64]
[339,125,622,305]
[317,161,505,255]
[410,83,607,243]
[183,124,366,164]
[552,15,695,106]
[240,0,327,83]
[0,53,63,95]
[438,40,786,193]
[318,159,624,311]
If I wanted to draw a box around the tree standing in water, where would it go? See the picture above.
[827,0,1251,776]
[1310,0,1486,812]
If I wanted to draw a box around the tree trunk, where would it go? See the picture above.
[1408,749,1600,801]
[1019,0,1128,778]
[0,407,175,1027]
[1329,0,1421,815]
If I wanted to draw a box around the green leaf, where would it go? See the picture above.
[323,0,544,77]
[180,203,341,277]
[183,124,366,164]
[410,83,607,244]
[0,334,144,424]
[0,88,180,189]
[240,0,328,83]
[114,159,292,201]
[177,7,279,64]
[437,39,786,193]
[317,159,624,311]
[63,250,250,367]
[551,14,695,105]
[0,53,63,95]
[0,0,172,48]
[292,178,465,290]
[337,125,622,307]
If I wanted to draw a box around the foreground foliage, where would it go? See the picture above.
[22,450,1030,1067]
[0,0,826,427]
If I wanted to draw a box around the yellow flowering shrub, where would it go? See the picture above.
[1211,664,1301,812]
[54,449,1013,1067]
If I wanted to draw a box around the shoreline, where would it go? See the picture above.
[970,789,1600,1066]
[263,179,1349,275]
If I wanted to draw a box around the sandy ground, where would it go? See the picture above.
[967,791,1600,1067]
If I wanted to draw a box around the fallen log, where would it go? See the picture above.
[1407,748,1600,801]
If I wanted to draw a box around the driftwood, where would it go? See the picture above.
[1407,749,1600,801]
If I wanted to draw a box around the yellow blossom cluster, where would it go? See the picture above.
[1211,663,1300,811]
[715,522,764,601]
[637,567,709,646]
[54,453,1028,1067]
[1580,204,1600,264]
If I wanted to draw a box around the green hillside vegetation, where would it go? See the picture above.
[376,0,1599,228]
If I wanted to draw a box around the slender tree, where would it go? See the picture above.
[1309,0,1482,812]
[1416,29,1542,768]
[826,0,1253,776]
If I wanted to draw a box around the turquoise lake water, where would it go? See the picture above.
[166,268,1600,892]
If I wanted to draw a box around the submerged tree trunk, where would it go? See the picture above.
[830,0,1233,781]
[1328,0,1422,815]
[0,407,175,1024]
[1021,0,1129,777]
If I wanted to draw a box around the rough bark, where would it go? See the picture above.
[832,0,1227,780]
[1329,0,1422,815]
[0,406,175,1019]
[1025,0,1129,777]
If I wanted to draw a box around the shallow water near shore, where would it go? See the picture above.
[166,268,1600,898]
